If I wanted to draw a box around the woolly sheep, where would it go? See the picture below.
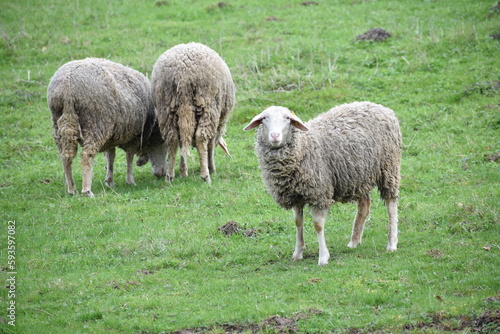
[48,58,167,197]
[151,42,235,184]
[244,102,402,266]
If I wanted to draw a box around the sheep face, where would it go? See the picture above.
[243,106,309,148]
[136,145,167,178]
[148,145,167,178]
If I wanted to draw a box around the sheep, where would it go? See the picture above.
[47,58,167,197]
[243,101,402,266]
[151,42,235,184]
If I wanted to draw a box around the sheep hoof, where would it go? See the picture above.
[81,190,94,198]
[105,180,115,188]
[202,175,212,184]
[67,188,78,196]
[165,175,175,183]
[347,241,360,248]
[292,253,303,261]
[318,257,329,266]
[387,244,397,252]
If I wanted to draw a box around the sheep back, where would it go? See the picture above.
[151,42,235,147]
[48,58,155,155]
[256,101,402,210]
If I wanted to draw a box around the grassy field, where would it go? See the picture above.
[1,0,499,333]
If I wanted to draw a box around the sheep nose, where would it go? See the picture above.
[270,132,282,146]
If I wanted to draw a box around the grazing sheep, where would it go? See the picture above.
[48,58,167,197]
[151,42,235,184]
[244,102,402,266]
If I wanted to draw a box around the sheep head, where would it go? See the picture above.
[243,106,308,148]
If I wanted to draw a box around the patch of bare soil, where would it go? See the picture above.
[464,81,500,96]
[402,309,500,333]
[170,309,323,334]
[357,28,392,41]
[218,221,256,237]
[169,309,500,333]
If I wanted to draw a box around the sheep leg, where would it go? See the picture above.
[179,145,189,178]
[385,198,398,251]
[62,155,77,195]
[81,148,96,198]
[196,140,211,184]
[125,151,136,185]
[292,206,305,261]
[165,143,177,182]
[208,138,216,174]
[104,148,115,188]
[348,194,371,248]
[311,207,330,266]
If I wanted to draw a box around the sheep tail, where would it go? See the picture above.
[177,94,196,158]
[55,96,81,160]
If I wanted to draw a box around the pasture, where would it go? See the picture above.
[0,0,499,333]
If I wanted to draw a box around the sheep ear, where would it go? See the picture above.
[243,115,264,131]
[290,115,309,131]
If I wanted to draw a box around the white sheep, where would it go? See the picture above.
[48,58,167,197]
[151,42,235,184]
[244,102,402,266]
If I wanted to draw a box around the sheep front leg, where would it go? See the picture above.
[81,148,96,197]
[104,148,115,188]
[311,207,330,266]
[292,206,305,261]
[385,198,398,251]
[125,151,136,185]
[348,194,371,248]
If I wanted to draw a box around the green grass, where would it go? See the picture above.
[1,0,499,333]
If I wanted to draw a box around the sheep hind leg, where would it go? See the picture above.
[179,145,189,178]
[104,148,115,188]
[348,194,371,248]
[196,140,211,184]
[207,138,216,175]
[58,138,78,195]
[385,198,398,251]
[292,206,305,261]
[61,155,77,195]
[81,148,97,198]
[311,206,330,266]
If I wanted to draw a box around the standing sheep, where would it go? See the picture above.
[151,42,235,184]
[48,58,167,197]
[244,102,402,266]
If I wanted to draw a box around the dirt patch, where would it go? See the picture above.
[357,28,392,42]
[218,221,256,237]
[464,81,500,96]
[170,309,322,333]
[260,315,297,333]
[426,249,444,258]
[402,309,500,333]
[169,309,499,333]
[485,152,500,162]
[301,1,319,6]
